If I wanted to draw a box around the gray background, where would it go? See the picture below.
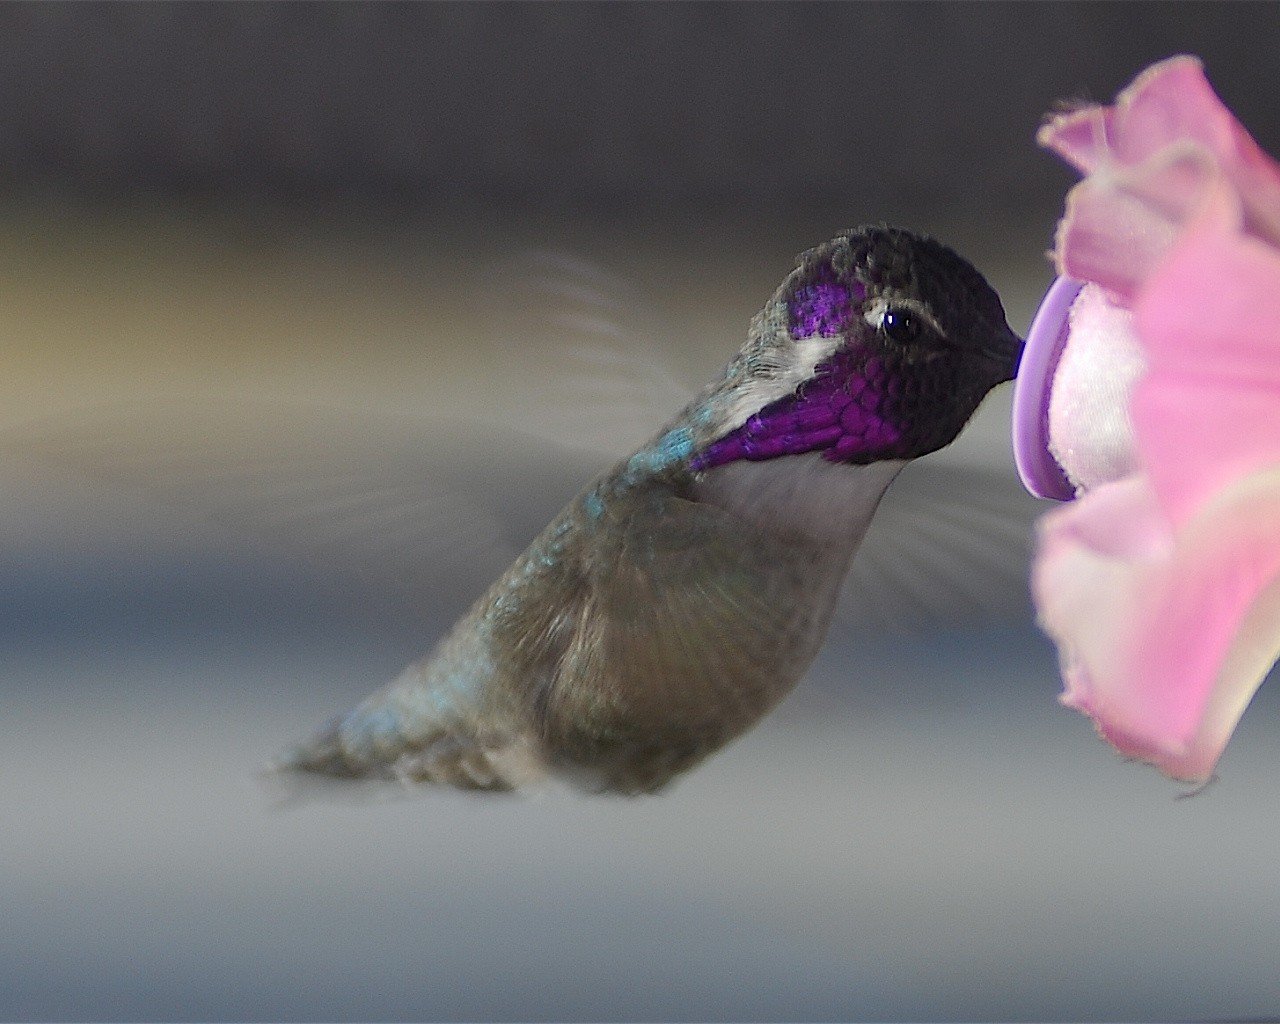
[1,2,1277,217]
[2,4,1280,1021]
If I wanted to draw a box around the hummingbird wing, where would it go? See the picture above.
[841,458,1039,632]
[1,398,594,624]
[470,248,701,460]
[0,247,701,617]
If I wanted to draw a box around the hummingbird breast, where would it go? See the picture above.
[489,453,901,792]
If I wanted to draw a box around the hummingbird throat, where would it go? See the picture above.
[690,347,906,471]
[689,269,928,471]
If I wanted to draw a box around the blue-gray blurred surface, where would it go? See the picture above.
[3,4,1280,1021]
[4,519,1280,1022]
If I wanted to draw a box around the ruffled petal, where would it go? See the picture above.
[1038,103,1113,176]
[1132,62,1280,246]
[1041,55,1280,248]
[1039,57,1221,173]
[1133,201,1280,528]
[1053,176,1179,303]
[1035,471,1280,782]
[1110,56,1246,169]
[1053,142,1224,302]
[1033,56,1280,783]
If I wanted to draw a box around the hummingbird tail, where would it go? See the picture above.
[275,716,367,778]
[275,710,547,792]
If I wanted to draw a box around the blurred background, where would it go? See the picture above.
[3,3,1280,1020]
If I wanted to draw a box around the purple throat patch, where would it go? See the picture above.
[691,348,904,471]
[691,272,902,472]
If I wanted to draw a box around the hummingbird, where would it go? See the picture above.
[280,225,1024,795]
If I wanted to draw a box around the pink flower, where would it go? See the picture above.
[1016,56,1280,782]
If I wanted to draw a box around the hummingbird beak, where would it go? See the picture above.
[982,325,1025,384]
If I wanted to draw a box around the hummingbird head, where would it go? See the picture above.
[691,226,1023,471]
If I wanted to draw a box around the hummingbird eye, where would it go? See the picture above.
[880,307,922,345]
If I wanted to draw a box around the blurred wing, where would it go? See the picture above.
[472,249,697,457]
[0,247,699,631]
[3,399,1039,643]
[838,459,1041,634]
[2,398,594,620]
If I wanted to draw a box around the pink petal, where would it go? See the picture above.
[1038,104,1114,176]
[1033,56,1280,785]
[1133,206,1280,528]
[1035,471,1280,782]
[1053,143,1224,302]
[1140,65,1280,246]
[1039,57,1221,174]
[1110,56,1244,169]
[1041,55,1280,248]
[1054,176,1179,303]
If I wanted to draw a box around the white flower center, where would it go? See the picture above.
[1048,283,1147,493]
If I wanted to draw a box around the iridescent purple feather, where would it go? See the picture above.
[691,275,906,471]
[691,348,904,470]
